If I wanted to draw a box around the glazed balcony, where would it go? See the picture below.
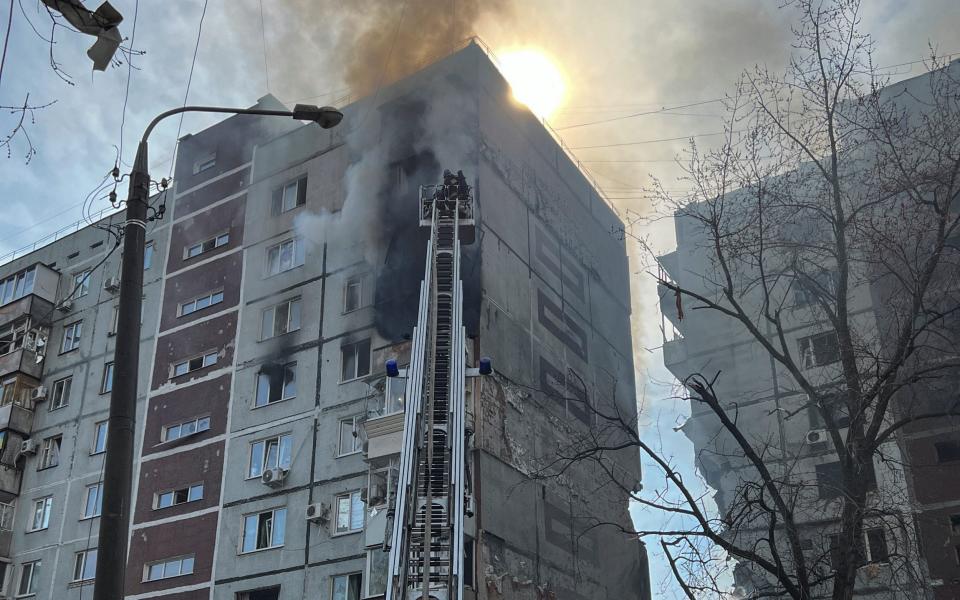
[362,375,407,460]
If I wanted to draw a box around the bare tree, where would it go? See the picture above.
[532,1,960,599]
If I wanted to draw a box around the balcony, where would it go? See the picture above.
[663,336,688,368]
[0,347,43,380]
[0,463,21,502]
[363,375,407,460]
[0,503,13,557]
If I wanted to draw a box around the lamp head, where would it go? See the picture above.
[292,104,344,129]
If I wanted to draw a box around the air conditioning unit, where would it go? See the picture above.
[57,300,73,312]
[19,439,38,456]
[305,502,330,524]
[103,277,120,292]
[260,467,287,488]
[29,387,47,402]
[806,429,828,444]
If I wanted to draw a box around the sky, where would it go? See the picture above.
[2,1,960,597]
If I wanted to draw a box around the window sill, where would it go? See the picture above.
[25,527,49,534]
[59,348,80,356]
[78,515,100,521]
[339,375,371,385]
[251,397,293,410]
[68,579,95,588]
[238,544,284,556]
[331,529,363,538]
[36,464,59,472]
[142,573,192,584]
[90,450,106,456]
[337,450,362,458]
[264,265,304,279]
[153,498,202,511]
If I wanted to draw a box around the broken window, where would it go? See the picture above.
[343,276,364,313]
[816,460,876,500]
[38,435,61,470]
[798,331,840,368]
[935,440,960,463]
[171,351,219,378]
[340,339,371,382]
[155,483,203,509]
[193,153,216,175]
[161,416,210,443]
[248,434,293,478]
[829,528,889,569]
[185,232,229,259]
[0,317,30,355]
[255,362,297,407]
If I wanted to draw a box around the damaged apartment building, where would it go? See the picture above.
[0,42,650,599]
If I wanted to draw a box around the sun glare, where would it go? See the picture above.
[497,49,566,120]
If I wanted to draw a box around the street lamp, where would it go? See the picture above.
[93,103,343,600]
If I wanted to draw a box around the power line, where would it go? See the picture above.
[116,0,139,165]
[556,99,724,131]
[570,131,730,150]
[167,0,210,179]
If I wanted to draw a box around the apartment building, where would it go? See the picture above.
[0,42,649,600]
[657,61,960,599]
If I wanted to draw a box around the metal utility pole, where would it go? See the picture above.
[93,103,343,600]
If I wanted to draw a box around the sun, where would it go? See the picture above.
[496,49,566,120]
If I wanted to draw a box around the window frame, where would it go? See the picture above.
[160,415,211,443]
[260,297,302,340]
[271,176,307,215]
[192,152,216,175]
[100,362,114,394]
[184,231,230,260]
[342,276,365,313]
[337,416,362,457]
[179,289,225,317]
[171,351,219,379]
[340,339,371,383]
[154,482,204,510]
[333,490,364,536]
[798,330,841,369]
[265,238,305,276]
[72,270,91,298]
[0,266,36,307]
[28,496,53,532]
[82,482,103,519]
[50,375,72,410]
[37,435,62,470]
[934,440,960,463]
[92,420,108,454]
[17,559,41,596]
[72,548,98,582]
[142,554,195,582]
[253,362,297,408]
[246,433,293,479]
[61,320,82,353]
[239,507,287,554]
[143,241,155,270]
[331,571,363,600]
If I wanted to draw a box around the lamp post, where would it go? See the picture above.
[93,104,343,600]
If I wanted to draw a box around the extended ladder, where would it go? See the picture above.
[386,171,474,600]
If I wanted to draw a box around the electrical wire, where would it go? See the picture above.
[0,0,13,89]
[167,0,210,180]
[570,131,731,150]
[556,99,724,131]
[116,0,139,166]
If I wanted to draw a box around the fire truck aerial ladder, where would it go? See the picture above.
[385,170,488,600]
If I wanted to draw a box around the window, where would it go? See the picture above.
[248,434,293,478]
[829,528,889,569]
[61,321,82,353]
[92,420,108,454]
[365,548,388,597]
[83,483,102,519]
[185,232,229,259]
[343,277,364,313]
[161,416,210,443]
[109,300,144,335]
[101,362,114,394]
[334,491,364,534]
[935,440,960,463]
[38,435,61,470]
[17,560,40,596]
[144,242,155,270]
[180,290,224,316]
[72,549,97,582]
[950,514,960,535]
[794,269,837,306]
[0,317,30,356]
[254,362,297,407]
[172,351,218,377]
[338,417,361,457]
[816,460,876,500]
[50,376,72,410]
[808,393,851,429]
[332,572,362,600]
[266,238,305,275]
[271,176,307,214]
[340,339,371,382]
[0,266,36,306]
[143,555,194,582]
[798,331,840,369]
[241,507,287,553]
[193,152,216,174]
[155,483,204,509]
[73,270,91,298]
[236,587,280,600]
[29,497,52,531]
[260,297,301,339]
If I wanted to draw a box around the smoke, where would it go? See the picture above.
[332,0,512,97]
[295,74,481,341]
